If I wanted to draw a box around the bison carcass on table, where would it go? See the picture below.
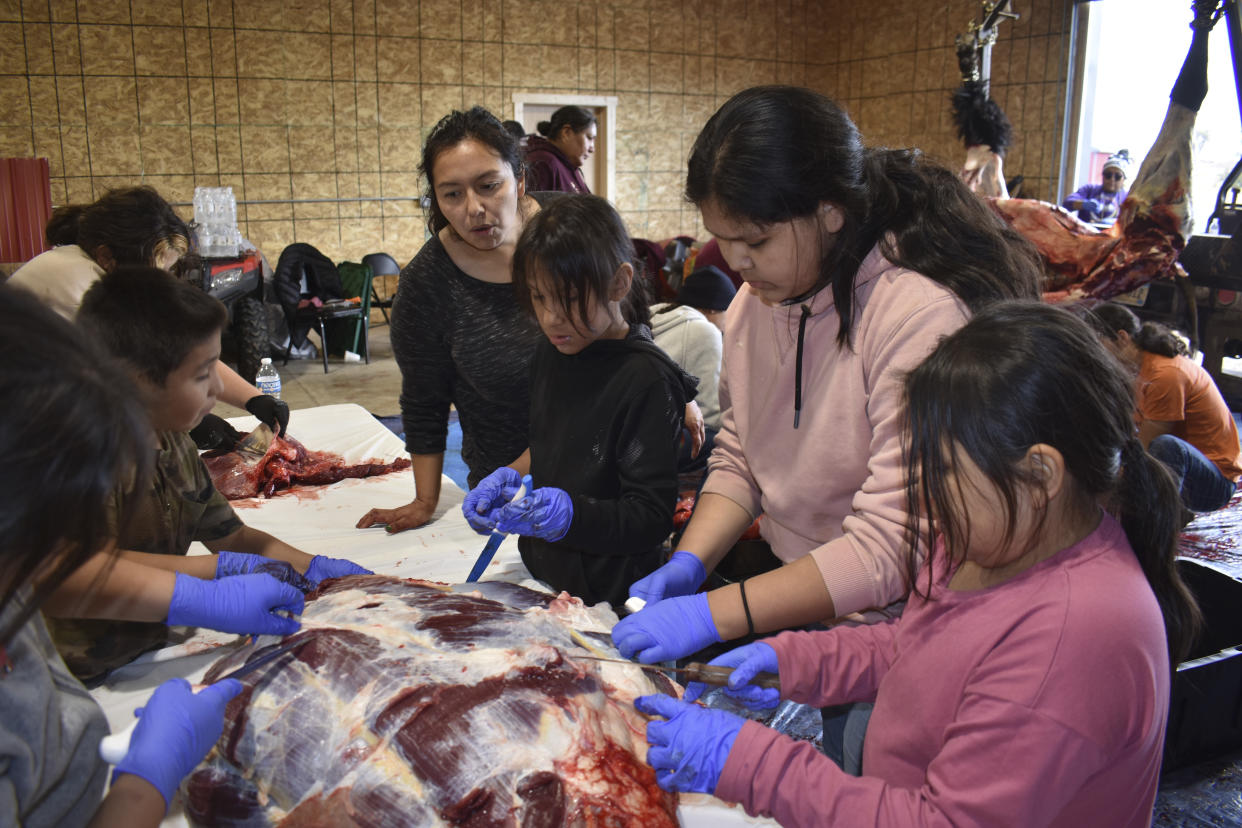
[184,576,680,826]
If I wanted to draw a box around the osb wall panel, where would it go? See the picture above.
[802,0,1074,204]
[0,0,1075,284]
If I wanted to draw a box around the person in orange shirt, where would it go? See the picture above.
[1088,303,1242,513]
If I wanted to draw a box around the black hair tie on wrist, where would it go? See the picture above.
[739,579,755,637]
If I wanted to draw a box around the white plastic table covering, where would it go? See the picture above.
[88,403,773,826]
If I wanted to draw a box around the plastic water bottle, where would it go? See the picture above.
[255,358,281,399]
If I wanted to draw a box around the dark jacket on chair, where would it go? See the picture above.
[273,243,345,347]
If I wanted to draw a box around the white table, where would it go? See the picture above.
[91,403,773,827]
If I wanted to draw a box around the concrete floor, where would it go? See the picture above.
[213,321,403,421]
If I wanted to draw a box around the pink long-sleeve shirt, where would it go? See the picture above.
[702,245,969,617]
[717,512,1170,827]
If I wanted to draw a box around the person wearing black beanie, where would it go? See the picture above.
[677,266,738,331]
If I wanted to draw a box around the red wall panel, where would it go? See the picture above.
[1,158,52,264]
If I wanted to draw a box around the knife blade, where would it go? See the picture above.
[235,423,274,459]
[571,654,781,690]
[99,638,305,764]
[466,532,506,582]
[465,474,531,583]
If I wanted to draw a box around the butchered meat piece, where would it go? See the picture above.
[184,576,679,827]
[202,431,412,500]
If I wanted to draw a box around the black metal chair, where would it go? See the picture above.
[363,252,401,325]
[273,243,366,374]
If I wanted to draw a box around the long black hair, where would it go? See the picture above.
[61,186,190,268]
[0,285,152,645]
[685,85,1042,347]
[513,193,648,328]
[903,301,1201,663]
[419,106,526,236]
[536,105,596,141]
[44,203,87,246]
[1086,301,1189,358]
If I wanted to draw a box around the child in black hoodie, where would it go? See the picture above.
[463,194,696,608]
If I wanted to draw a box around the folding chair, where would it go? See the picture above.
[363,252,400,325]
[273,243,366,373]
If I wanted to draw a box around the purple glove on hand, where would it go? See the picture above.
[629,551,706,605]
[114,677,243,808]
[167,573,303,636]
[305,555,372,586]
[635,694,745,794]
[462,467,524,533]
[611,593,722,663]
[494,486,573,541]
[684,641,781,709]
[214,550,312,592]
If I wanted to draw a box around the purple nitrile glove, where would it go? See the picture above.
[113,677,243,809]
[629,550,707,605]
[493,485,573,541]
[214,549,313,592]
[635,694,745,795]
[462,466,524,534]
[684,641,781,710]
[611,593,722,664]
[1080,197,1102,216]
[304,555,372,587]
[167,573,303,636]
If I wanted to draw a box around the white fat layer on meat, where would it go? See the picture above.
[189,580,673,826]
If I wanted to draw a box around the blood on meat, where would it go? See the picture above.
[203,432,412,500]
[183,577,680,827]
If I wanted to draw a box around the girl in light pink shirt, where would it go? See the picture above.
[614,84,1042,667]
[636,302,1201,827]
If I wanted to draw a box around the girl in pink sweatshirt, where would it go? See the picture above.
[635,301,1201,827]
[614,85,1041,673]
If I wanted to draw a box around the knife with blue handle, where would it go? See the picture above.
[466,474,531,583]
[98,638,305,764]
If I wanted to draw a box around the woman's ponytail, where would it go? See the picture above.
[1115,437,1202,663]
[1133,321,1190,357]
[44,204,86,247]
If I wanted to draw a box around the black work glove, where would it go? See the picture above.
[245,395,290,436]
[191,413,244,451]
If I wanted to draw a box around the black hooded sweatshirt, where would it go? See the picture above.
[520,323,698,609]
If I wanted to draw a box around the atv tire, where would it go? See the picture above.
[232,296,270,385]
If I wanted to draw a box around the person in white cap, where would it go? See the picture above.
[1063,150,1131,225]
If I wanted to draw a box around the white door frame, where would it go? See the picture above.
[512,93,618,202]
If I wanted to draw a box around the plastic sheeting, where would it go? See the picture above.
[1179,490,1242,580]
[1155,749,1242,827]
[89,404,775,828]
[1161,495,1242,826]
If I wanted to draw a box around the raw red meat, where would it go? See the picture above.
[956,0,1224,306]
[674,491,762,540]
[203,431,411,500]
[184,576,680,827]
[985,100,1191,306]
[970,1,1219,306]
